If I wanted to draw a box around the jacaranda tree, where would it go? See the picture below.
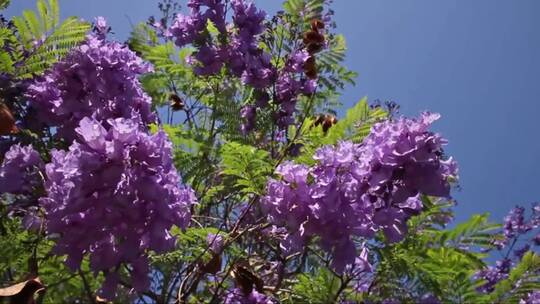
[0,0,538,303]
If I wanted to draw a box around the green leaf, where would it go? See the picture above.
[285,268,341,304]
[489,251,540,303]
[6,0,90,78]
[0,27,23,74]
[13,0,63,48]
[430,213,500,250]
[0,0,10,10]
[295,97,387,165]
[22,10,41,38]
[220,142,272,195]
[206,19,220,36]
[283,0,304,16]
[17,16,91,78]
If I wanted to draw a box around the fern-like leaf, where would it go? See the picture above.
[221,142,272,195]
[0,0,10,10]
[489,251,540,304]
[17,16,90,78]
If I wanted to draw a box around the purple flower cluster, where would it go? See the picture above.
[262,113,457,272]
[228,0,274,88]
[40,116,196,299]
[475,258,512,293]
[503,207,531,240]
[520,291,540,304]
[173,0,227,45]
[476,204,540,294]
[169,0,322,130]
[488,204,540,258]
[0,144,43,195]
[240,105,256,134]
[273,50,317,128]
[224,288,275,304]
[0,144,45,229]
[27,35,155,141]
[169,0,227,75]
[495,205,540,249]
[170,0,274,82]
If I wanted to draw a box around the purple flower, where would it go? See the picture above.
[224,288,275,304]
[263,113,457,273]
[227,0,275,87]
[239,52,275,88]
[207,233,224,253]
[240,105,256,134]
[170,0,226,48]
[520,291,540,304]
[285,50,310,73]
[419,294,441,304]
[363,112,457,199]
[348,246,373,293]
[475,258,512,293]
[93,16,110,39]
[192,45,226,75]
[231,0,266,38]
[40,117,196,298]
[0,144,43,195]
[531,203,540,228]
[373,207,409,243]
[497,206,533,248]
[188,0,226,33]
[169,14,201,47]
[302,79,318,95]
[262,162,312,254]
[27,36,155,142]
[514,244,531,259]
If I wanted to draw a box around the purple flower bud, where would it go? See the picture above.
[93,16,111,39]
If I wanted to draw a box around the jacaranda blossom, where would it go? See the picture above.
[27,34,155,142]
[0,144,43,195]
[40,116,196,299]
[224,288,275,304]
[262,113,458,272]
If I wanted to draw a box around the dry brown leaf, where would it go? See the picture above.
[0,277,45,304]
[0,102,18,135]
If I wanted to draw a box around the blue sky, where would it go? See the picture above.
[4,0,540,224]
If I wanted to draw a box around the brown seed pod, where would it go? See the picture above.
[327,115,338,126]
[310,19,325,31]
[200,254,222,275]
[0,102,18,135]
[303,56,318,79]
[322,114,338,133]
[170,94,185,111]
[313,114,325,127]
[306,43,324,54]
[302,30,325,45]
[230,262,264,295]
